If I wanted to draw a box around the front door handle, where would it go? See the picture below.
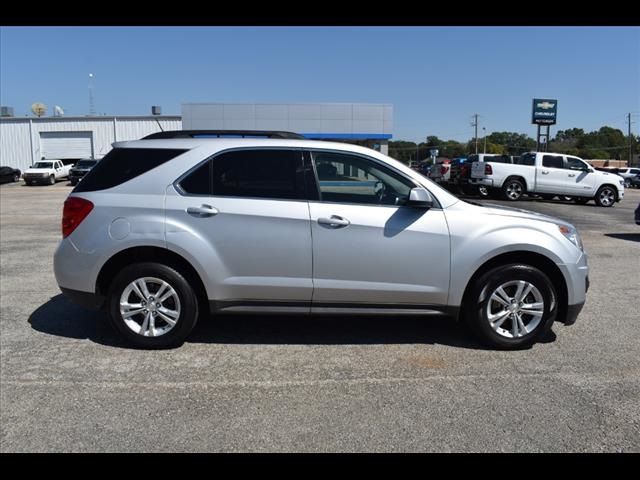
[318,215,350,228]
[186,204,218,217]
[541,170,549,175]
[568,173,576,177]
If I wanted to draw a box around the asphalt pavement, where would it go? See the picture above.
[1,181,639,452]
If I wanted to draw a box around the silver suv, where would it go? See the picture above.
[54,130,589,349]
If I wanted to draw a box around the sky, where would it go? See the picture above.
[1,26,639,142]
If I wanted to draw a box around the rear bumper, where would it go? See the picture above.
[60,287,105,310]
[470,178,494,187]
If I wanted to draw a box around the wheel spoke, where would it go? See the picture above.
[489,310,510,330]
[158,289,175,303]
[158,306,179,319]
[149,313,156,337]
[157,311,177,326]
[511,314,520,337]
[514,281,526,304]
[121,302,142,310]
[122,307,146,319]
[131,282,146,301]
[515,314,527,336]
[518,283,533,303]
[495,287,512,304]
[140,312,151,336]
[155,281,169,300]
[490,293,509,307]
[137,279,151,299]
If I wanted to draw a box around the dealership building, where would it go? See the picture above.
[0,103,393,172]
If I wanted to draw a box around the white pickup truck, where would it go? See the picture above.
[23,160,73,186]
[469,151,625,207]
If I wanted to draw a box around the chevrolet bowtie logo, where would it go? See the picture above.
[537,101,555,109]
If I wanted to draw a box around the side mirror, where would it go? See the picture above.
[407,187,433,208]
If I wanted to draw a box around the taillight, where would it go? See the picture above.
[62,197,94,238]
[485,164,493,175]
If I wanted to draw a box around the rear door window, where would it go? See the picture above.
[542,155,564,169]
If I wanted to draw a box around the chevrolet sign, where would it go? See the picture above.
[532,98,558,125]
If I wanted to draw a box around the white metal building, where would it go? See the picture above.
[0,116,181,172]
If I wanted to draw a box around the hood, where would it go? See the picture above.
[24,166,52,173]
[475,202,570,227]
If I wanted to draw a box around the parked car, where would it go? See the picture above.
[54,130,589,350]
[616,168,640,188]
[636,202,640,225]
[428,157,452,185]
[629,173,640,188]
[0,166,21,184]
[470,152,625,206]
[68,159,99,186]
[23,160,73,185]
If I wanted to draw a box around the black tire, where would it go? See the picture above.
[624,179,631,188]
[108,262,200,349]
[594,185,617,207]
[502,178,525,201]
[13,173,20,182]
[574,197,590,205]
[477,185,489,197]
[464,264,557,350]
[540,194,555,200]
[48,175,55,185]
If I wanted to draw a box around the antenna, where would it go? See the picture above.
[88,73,96,116]
[31,102,47,117]
[54,105,65,117]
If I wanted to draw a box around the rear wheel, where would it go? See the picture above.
[594,185,616,207]
[465,264,557,349]
[502,178,524,201]
[108,262,200,349]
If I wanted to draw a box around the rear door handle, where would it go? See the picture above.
[541,170,549,175]
[318,215,350,228]
[186,204,218,217]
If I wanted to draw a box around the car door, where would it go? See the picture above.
[535,154,567,194]
[565,156,596,195]
[164,148,314,309]
[306,149,450,310]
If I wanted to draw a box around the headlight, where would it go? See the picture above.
[558,224,583,251]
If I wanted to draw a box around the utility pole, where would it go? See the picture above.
[483,127,487,154]
[628,112,633,167]
[88,73,96,116]
[471,114,479,154]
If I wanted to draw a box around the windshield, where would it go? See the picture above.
[33,162,53,169]
[76,160,97,168]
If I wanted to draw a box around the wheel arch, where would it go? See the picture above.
[96,246,208,310]
[503,175,528,192]
[458,250,568,325]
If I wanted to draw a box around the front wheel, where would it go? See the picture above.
[594,185,616,207]
[108,263,200,349]
[48,175,55,185]
[464,264,557,349]
[502,178,525,201]
[13,173,20,182]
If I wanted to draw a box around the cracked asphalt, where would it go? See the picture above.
[1,181,639,452]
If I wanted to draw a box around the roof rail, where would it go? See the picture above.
[143,130,305,140]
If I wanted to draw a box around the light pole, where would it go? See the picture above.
[483,127,487,154]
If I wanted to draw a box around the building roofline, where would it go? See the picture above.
[0,115,182,122]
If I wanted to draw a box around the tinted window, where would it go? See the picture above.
[516,153,536,166]
[630,169,640,175]
[73,148,187,192]
[485,155,511,163]
[542,155,564,169]
[566,157,588,171]
[211,149,305,200]
[312,151,413,206]
[75,160,98,168]
[179,160,211,195]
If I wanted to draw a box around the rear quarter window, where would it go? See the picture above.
[73,148,187,192]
